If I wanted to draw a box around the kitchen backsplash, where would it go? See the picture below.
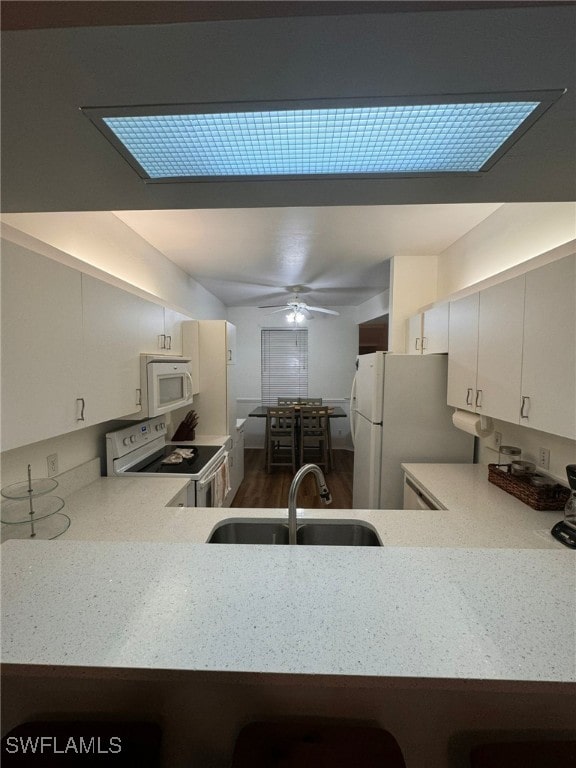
[478,419,576,483]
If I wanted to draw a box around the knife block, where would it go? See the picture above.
[172,423,195,441]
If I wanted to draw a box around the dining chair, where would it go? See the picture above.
[277,397,301,406]
[265,406,297,473]
[299,405,331,471]
[300,397,323,405]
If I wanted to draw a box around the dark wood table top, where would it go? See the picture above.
[248,405,347,418]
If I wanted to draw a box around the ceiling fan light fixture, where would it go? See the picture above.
[82,90,563,182]
[286,310,305,324]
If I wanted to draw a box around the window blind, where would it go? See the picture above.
[261,329,308,405]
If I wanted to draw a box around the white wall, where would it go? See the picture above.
[355,290,390,325]
[1,213,226,318]
[0,228,227,488]
[227,306,358,449]
[480,420,576,484]
[437,202,576,297]
[388,254,440,353]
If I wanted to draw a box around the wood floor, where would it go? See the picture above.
[231,449,354,509]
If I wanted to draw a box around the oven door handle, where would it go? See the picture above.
[198,453,229,490]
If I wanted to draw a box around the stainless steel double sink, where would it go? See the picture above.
[207,519,382,546]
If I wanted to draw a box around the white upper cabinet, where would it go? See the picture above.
[406,314,422,354]
[163,307,191,356]
[81,276,142,425]
[520,254,576,439]
[1,241,84,451]
[447,293,479,410]
[182,320,200,395]
[226,321,237,365]
[138,304,191,355]
[476,275,525,423]
[407,304,449,355]
[448,277,531,422]
[138,301,166,355]
[447,253,576,439]
[422,304,449,354]
[195,320,237,437]
[1,243,201,450]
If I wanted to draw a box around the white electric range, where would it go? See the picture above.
[106,417,228,507]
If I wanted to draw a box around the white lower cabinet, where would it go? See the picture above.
[1,241,84,451]
[229,424,245,501]
[165,486,189,508]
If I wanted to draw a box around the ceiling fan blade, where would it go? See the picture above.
[264,306,291,315]
[258,304,288,309]
[306,305,340,315]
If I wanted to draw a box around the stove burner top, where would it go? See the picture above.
[130,444,222,475]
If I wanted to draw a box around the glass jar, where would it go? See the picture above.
[498,445,521,472]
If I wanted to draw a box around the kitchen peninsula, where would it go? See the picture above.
[2,464,575,768]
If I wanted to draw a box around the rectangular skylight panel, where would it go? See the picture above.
[97,100,546,179]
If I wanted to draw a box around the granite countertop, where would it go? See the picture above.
[2,539,574,684]
[400,463,567,550]
[1,464,574,684]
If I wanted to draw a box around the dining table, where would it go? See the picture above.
[247,405,347,419]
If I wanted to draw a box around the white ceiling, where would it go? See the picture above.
[113,204,502,305]
[1,3,574,307]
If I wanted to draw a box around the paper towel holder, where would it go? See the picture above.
[452,408,494,438]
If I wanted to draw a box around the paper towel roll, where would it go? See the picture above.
[452,409,494,438]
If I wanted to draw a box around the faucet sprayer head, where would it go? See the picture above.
[319,486,332,505]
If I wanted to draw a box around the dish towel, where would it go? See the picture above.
[213,454,231,507]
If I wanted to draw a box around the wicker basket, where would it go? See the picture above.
[488,464,570,511]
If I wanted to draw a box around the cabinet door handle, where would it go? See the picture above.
[158,334,166,349]
[228,349,232,361]
[415,337,420,351]
[136,388,142,407]
[76,397,85,421]
[475,389,483,408]
[422,336,428,351]
[520,395,530,419]
[165,335,172,350]
[466,388,473,406]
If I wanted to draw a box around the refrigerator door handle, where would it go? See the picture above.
[350,373,358,447]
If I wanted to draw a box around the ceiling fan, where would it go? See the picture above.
[259,292,340,321]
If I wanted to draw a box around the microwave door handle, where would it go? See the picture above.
[185,371,194,399]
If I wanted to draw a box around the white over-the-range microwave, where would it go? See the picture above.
[125,355,194,420]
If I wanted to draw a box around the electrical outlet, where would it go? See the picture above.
[47,453,58,476]
[494,431,502,449]
[538,447,550,470]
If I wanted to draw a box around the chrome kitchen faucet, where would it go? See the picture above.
[287,464,332,544]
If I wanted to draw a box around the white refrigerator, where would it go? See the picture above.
[351,352,474,509]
